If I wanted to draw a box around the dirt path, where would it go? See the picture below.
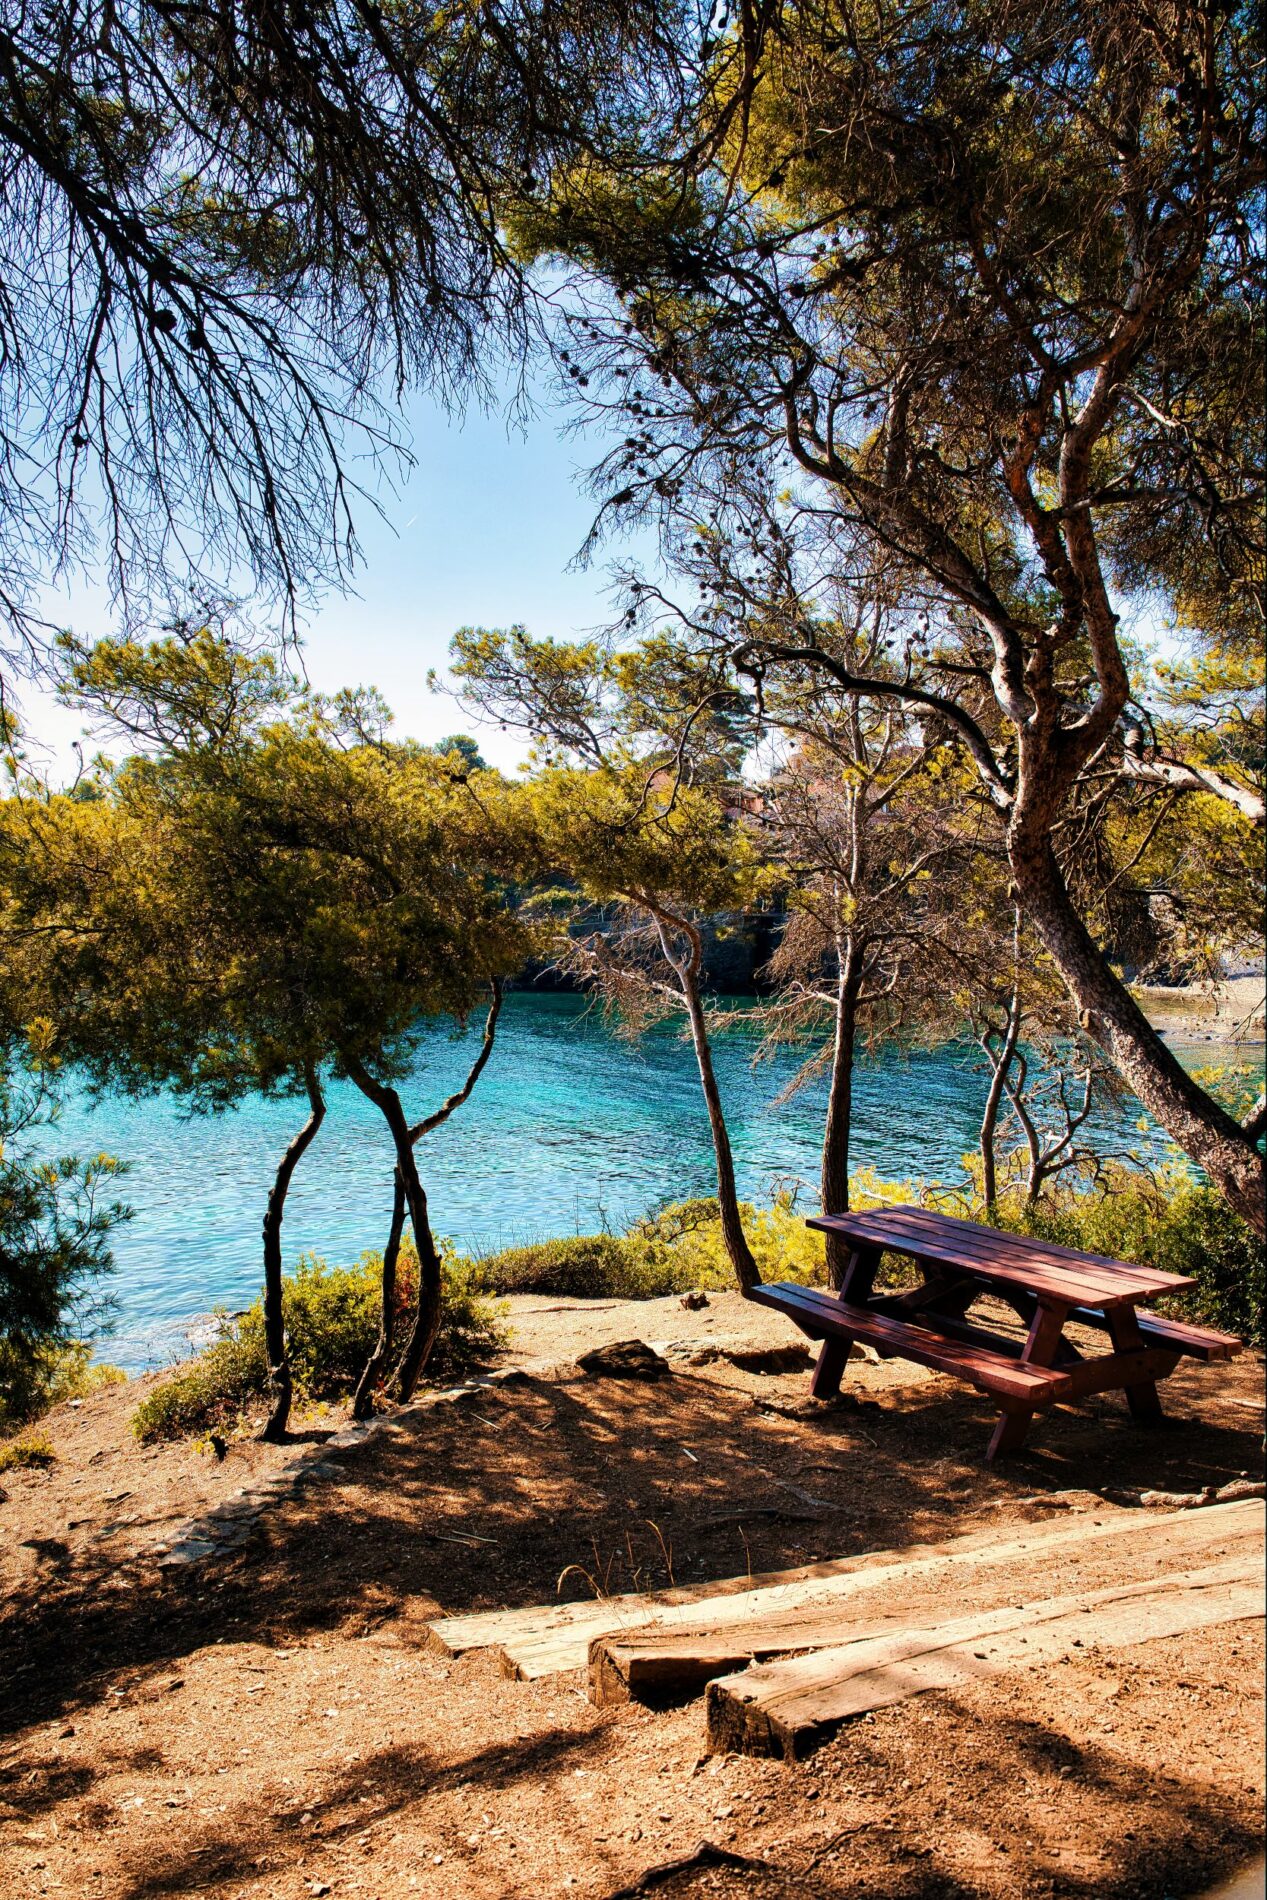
[1,1294,1263,1900]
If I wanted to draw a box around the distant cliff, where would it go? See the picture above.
[519,907,788,996]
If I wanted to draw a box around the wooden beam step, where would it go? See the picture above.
[426,1497,1264,1680]
[590,1612,909,1706]
[705,1556,1265,1760]
[589,1499,1262,1705]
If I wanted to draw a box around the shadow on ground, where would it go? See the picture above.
[1,1354,1261,1900]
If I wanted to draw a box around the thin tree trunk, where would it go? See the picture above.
[1009,834,1266,1235]
[352,1165,405,1420]
[821,937,863,1287]
[350,985,505,1414]
[978,989,1023,1214]
[1001,1050,1044,1203]
[343,1057,446,1402]
[675,947,762,1295]
[387,1128,445,1400]
[408,978,504,1141]
[260,1065,326,1442]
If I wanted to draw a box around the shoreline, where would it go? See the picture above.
[1137,972,1265,1051]
[49,981,1267,1380]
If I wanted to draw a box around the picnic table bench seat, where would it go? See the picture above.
[756,1204,1243,1461]
[749,1283,1072,1405]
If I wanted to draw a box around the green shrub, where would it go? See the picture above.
[477,1194,828,1301]
[1008,1169,1264,1347]
[131,1324,268,1443]
[476,1231,652,1298]
[0,1337,128,1430]
[131,1242,508,1443]
[0,1429,57,1472]
[434,1248,512,1372]
[1149,1185,1264,1345]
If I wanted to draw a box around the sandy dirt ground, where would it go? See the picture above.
[1,1291,1264,1900]
[1138,971,1265,1048]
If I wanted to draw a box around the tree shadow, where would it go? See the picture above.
[112,1726,598,1900]
[1,1360,1260,1743]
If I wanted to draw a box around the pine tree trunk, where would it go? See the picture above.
[679,958,762,1294]
[978,990,1022,1214]
[259,1066,326,1442]
[344,1057,446,1401]
[352,1166,405,1420]
[388,1134,445,1401]
[1009,833,1265,1236]
[821,940,863,1288]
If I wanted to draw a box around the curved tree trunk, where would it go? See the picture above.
[408,978,504,1141]
[352,1165,405,1420]
[260,1065,326,1442]
[1009,834,1265,1236]
[821,937,863,1287]
[343,1057,447,1402]
[664,924,761,1295]
[349,985,506,1414]
[978,988,1023,1214]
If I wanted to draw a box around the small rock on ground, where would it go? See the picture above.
[575,1340,672,1381]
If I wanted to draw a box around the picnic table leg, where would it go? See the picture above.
[810,1337,853,1400]
[810,1245,879,1400]
[986,1298,1070,1462]
[987,1405,1033,1459]
[1105,1304,1167,1426]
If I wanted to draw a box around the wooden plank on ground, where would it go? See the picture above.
[589,1613,910,1706]
[705,1556,1265,1760]
[588,1498,1263,1705]
[426,1496,1264,1680]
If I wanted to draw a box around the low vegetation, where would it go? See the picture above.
[0,1340,127,1432]
[474,1195,827,1300]
[132,1246,507,1444]
[1011,1171,1264,1348]
[0,1429,57,1472]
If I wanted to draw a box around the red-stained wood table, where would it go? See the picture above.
[750,1204,1243,1460]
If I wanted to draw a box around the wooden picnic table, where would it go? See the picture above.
[750,1204,1243,1460]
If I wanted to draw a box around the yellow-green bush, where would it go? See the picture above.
[1002,1169,1264,1347]
[0,1429,57,1472]
[0,1337,127,1431]
[476,1193,828,1299]
[474,1231,654,1298]
[132,1242,507,1443]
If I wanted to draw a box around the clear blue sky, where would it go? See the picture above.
[26,375,643,774]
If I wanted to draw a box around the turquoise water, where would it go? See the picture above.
[41,993,1191,1371]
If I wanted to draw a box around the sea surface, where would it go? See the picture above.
[33,992,1244,1372]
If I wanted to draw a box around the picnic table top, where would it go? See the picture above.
[806,1204,1196,1310]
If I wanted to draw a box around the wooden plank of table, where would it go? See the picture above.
[428,1498,1264,1679]
[808,1206,1194,1306]
[833,1205,1193,1297]
[857,1205,1190,1291]
[705,1555,1265,1759]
